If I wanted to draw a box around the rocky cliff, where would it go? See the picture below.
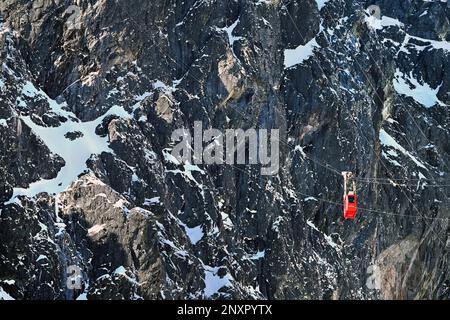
[0,0,449,300]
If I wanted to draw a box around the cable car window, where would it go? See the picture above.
[348,196,355,203]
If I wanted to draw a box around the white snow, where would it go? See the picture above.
[113,199,129,209]
[0,119,7,127]
[106,88,119,99]
[114,266,127,276]
[284,38,319,69]
[220,211,234,229]
[382,149,402,167]
[0,287,14,300]
[366,265,382,291]
[113,266,139,284]
[167,163,205,189]
[307,220,340,250]
[421,0,449,4]
[399,34,450,55]
[294,145,307,157]
[409,35,450,52]
[173,209,205,245]
[36,255,48,262]
[379,129,427,169]
[393,69,443,108]
[248,250,265,260]
[87,224,106,236]
[22,81,41,98]
[216,18,243,59]
[184,163,205,176]
[143,197,160,206]
[153,80,168,91]
[184,224,204,245]
[76,293,88,300]
[222,19,243,47]
[256,0,271,5]
[203,266,233,298]
[261,18,271,27]
[419,10,428,18]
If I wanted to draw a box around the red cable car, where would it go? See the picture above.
[342,172,358,220]
[343,192,358,220]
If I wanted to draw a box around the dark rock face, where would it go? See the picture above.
[0,0,449,300]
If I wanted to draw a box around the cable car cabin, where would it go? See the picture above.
[343,192,358,220]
